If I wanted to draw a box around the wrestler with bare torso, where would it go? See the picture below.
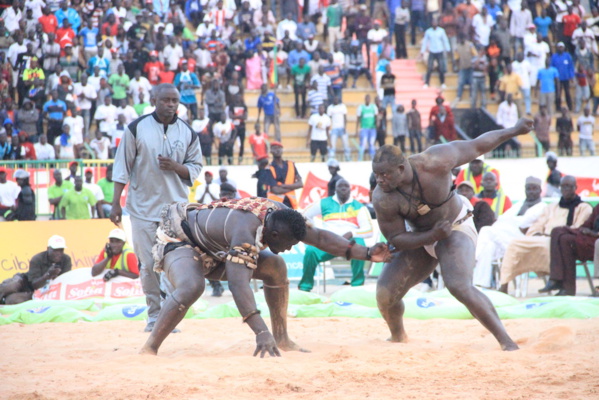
[140,198,390,357]
[372,118,535,351]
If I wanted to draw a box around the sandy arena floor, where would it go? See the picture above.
[1,315,598,400]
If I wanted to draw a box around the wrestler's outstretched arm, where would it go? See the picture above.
[424,118,534,169]
[302,225,391,262]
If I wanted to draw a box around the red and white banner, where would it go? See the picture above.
[298,171,370,209]
[33,268,143,301]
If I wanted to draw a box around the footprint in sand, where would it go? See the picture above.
[531,326,575,353]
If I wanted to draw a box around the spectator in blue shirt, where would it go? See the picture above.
[256,84,280,141]
[551,42,575,111]
[421,19,450,89]
[174,61,201,120]
[534,8,552,39]
[87,47,110,77]
[410,0,426,45]
[296,15,317,41]
[244,30,262,54]
[536,58,560,116]
[42,90,68,145]
[79,20,99,60]
[55,1,81,33]
[288,41,312,70]
[485,0,502,21]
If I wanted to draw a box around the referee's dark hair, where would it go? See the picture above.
[152,83,178,98]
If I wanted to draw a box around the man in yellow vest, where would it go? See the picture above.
[265,141,303,209]
[454,155,500,194]
[476,172,512,218]
[91,229,139,280]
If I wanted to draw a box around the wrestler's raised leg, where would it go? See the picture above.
[253,250,308,352]
[435,231,519,351]
[140,248,206,355]
[376,247,437,342]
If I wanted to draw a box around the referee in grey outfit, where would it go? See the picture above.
[111,84,202,332]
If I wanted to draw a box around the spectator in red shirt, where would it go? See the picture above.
[158,61,175,83]
[18,132,37,160]
[143,51,164,85]
[178,49,197,73]
[91,229,139,281]
[39,6,59,34]
[476,171,512,217]
[101,13,119,38]
[563,6,582,53]
[248,122,269,162]
[55,20,76,50]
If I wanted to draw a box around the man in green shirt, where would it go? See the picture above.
[356,94,379,160]
[108,65,130,102]
[291,57,311,118]
[134,92,150,116]
[48,169,74,219]
[97,164,115,217]
[326,0,343,51]
[59,176,99,219]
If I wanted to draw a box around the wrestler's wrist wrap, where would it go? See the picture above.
[345,239,356,260]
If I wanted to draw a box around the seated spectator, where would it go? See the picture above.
[0,235,71,305]
[34,134,56,161]
[429,104,457,143]
[58,175,99,219]
[476,171,512,217]
[473,176,545,288]
[299,179,373,291]
[456,180,496,232]
[344,41,374,88]
[90,130,111,160]
[54,123,75,159]
[540,203,599,295]
[91,229,139,281]
[498,176,593,293]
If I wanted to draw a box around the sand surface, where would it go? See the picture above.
[1,317,598,400]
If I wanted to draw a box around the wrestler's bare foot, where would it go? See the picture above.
[501,341,520,351]
[386,334,408,343]
[277,337,311,353]
[139,345,158,355]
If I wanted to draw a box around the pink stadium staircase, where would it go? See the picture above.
[390,59,441,129]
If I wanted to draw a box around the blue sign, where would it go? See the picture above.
[121,305,147,318]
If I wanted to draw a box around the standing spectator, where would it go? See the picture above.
[306,104,331,162]
[394,0,410,59]
[54,123,75,160]
[429,105,457,143]
[454,34,476,102]
[204,79,226,123]
[410,0,425,46]
[15,100,39,139]
[496,93,519,129]
[128,71,153,106]
[256,83,280,141]
[0,168,19,218]
[407,99,423,153]
[310,66,332,107]
[421,19,450,89]
[213,113,237,165]
[193,108,213,165]
[577,108,596,156]
[375,96,387,147]
[353,5,373,68]
[48,169,73,219]
[326,158,343,197]
[59,176,98,219]
[323,55,343,104]
[195,171,220,204]
[574,64,591,114]
[499,63,523,108]
[264,142,303,209]
[90,130,111,160]
[42,89,67,145]
[108,65,130,104]
[380,64,396,112]
[556,106,573,156]
[73,74,97,138]
[83,168,105,217]
[94,96,118,136]
[174,61,201,120]
[326,0,343,51]
[536,59,560,116]
[472,7,495,47]
[356,94,378,160]
[367,20,389,69]
[392,104,408,152]
[291,57,311,118]
[512,52,533,115]
[297,14,317,42]
[226,94,248,164]
[438,4,458,71]
[510,3,533,56]
[34,134,55,160]
[327,96,350,161]
[248,123,269,163]
[276,13,298,41]
[562,6,581,54]
[97,164,114,218]
[471,46,488,109]
[534,105,552,154]
[9,169,36,221]
[552,42,575,112]
[111,84,203,333]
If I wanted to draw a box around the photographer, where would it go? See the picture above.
[0,235,71,305]
[91,229,139,281]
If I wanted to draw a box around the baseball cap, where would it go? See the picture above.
[327,158,340,168]
[546,151,558,161]
[69,161,78,168]
[457,181,475,190]
[374,19,382,25]
[557,42,565,47]
[150,50,158,57]
[205,170,213,177]
[84,167,93,174]
[270,141,283,148]
[13,169,30,179]
[48,235,67,249]
[108,228,127,242]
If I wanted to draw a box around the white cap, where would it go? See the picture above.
[13,169,30,179]
[327,158,340,168]
[474,154,485,161]
[47,235,67,249]
[108,228,127,242]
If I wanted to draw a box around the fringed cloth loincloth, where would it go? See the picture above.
[152,197,278,274]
